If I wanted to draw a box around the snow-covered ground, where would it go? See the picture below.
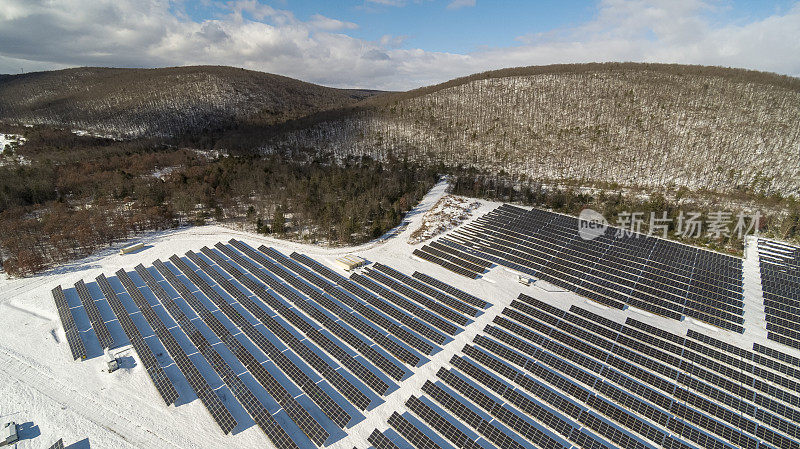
[407,195,480,245]
[0,177,796,449]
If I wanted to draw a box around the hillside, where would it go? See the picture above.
[0,66,382,138]
[259,63,800,196]
[2,63,799,196]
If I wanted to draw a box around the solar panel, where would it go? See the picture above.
[174,252,372,411]
[428,204,745,330]
[437,368,570,449]
[137,263,323,446]
[170,253,366,420]
[255,246,422,367]
[372,263,480,317]
[754,342,800,366]
[74,279,115,349]
[413,247,479,279]
[405,395,484,449]
[306,267,445,348]
[47,439,64,449]
[387,411,444,449]
[351,272,458,335]
[421,380,527,449]
[367,429,402,449]
[217,242,408,381]
[51,285,87,361]
[364,268,470,326]
[115,269,237,434]
[411,271,488,308]
[95,274,179,405]
[199,246,391,396]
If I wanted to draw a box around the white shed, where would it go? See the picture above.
[120,242,144,255]
[1,422,18,446]
[334,255,366,271]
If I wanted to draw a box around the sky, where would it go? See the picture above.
[0,0,798,90]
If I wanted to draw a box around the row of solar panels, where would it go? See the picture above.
[418,203,746,332]
[758,239,800,350]
[368,293,800,449]
[51,241,490,448]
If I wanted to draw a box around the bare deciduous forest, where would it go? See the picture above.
[0,66,381,138]
[259,63,800,197]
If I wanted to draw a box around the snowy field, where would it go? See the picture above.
[0,178,794,449]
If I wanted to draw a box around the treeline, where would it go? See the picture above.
[448,171,800,256]
[0,128,436,276]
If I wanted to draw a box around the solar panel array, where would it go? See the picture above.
[758,239,800,349]
[95,273,179,405]
[369,292,800,449]
[50,285,87,361]
[51,241,489,447]
[420,203,745,332]
[115,268,238,434]
[74,279,114,350]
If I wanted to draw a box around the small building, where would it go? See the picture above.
[119,242,144,255]
[518,275,531,286]
[1,422,18,446]
[334,255,366,271]
[107,352,119,373]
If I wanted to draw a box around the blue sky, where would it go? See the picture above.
[1,1,799,89]
[176,0,796,53]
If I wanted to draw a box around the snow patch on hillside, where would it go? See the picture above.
[408,195,480,244]
[0,133,25,152]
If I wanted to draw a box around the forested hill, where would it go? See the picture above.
[0,66,382,138]
[257,63,800,197]
[3,63,800,196]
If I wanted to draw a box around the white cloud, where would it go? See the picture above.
[0,0,797,90]
[308,14,358,31]
[447,0,476,10]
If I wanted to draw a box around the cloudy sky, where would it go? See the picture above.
[0,0,798,90]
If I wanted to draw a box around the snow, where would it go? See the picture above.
[0,177,797,448]
[407,194,480,245]
[0,133,25,152]
[71,129,120,140]
[0,133,29,166]
[151,166,177,180]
